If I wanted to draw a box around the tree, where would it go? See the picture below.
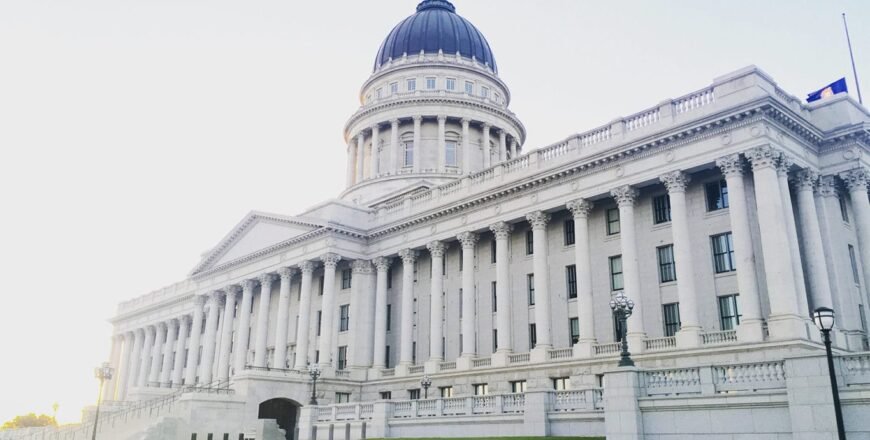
[1,413,57,430]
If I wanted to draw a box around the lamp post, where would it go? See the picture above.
[421,375,432,399]
[812,307,846,440]
[308,363,321,405]
[609,292,635,367]
[91,362,114,440]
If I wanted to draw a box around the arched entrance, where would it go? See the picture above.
[258,398,301,440]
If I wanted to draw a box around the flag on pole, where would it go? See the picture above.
[806,78,848,103]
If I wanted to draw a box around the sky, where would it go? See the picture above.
[0,0,867,426]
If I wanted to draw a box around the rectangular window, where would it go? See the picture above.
[473,383,489,396]
[337,346,348,370]
[390,82,398,95]
[492,329,498,352]
[494,92,501,103]
[341,269,352,289]
[446,78,456,91]
[315,350,319,363]
[319,276,324,295]
[459,288,463,318]
[849,245,861,284]
[569,317,580,346]
[408,389,421,400]
[526,229,534,254]
[316,311,322,336]
[387,268,393,289]
[529,323,537,349]
[465,81,473,95]
[718,294,741,330]
[566,265,577,299]
[403,142,414,167]
[412,341,416,364]
[491,281,497,312]
[481,86,489,98]
[439,386,454,398]
[705,179,729,211]
[606,208,621,235]
[527,274,535,306]
[859,304,868,333]
[662,303,681,336]
[384,345,390,368]
[459,250,463,271]
[711,232,736,273]
[552,377,570,390]
[609,255,624,291]
[386,304,392,331]
[445,141,458,166]
[339,304,350,332]
[490,239,497,263]
[657,245,676,283]
[426,77,436,89]
[380,391,392,400]
[375,87,383,99]
[407,78,416,92]
[840,196,850,223]
[510,380,527,393]
[653,194,671,224]
[564,219,575,245]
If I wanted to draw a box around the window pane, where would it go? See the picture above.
[526,230,534,255]
[445,141,457,166]
[657,245,676,283]
[403,142,414,167]
[706,180,729,211]
[407,78,416,91]
[610,256,624,291]
[606,208,621,235]
[446,78,456,91]
[426,77,436,89]
[718,295,741,330]
[653,194,671,224]
[564,219,575,245]
[527,274,535,305]
[566,265,577,299]
[570,318,580,345]
[662,303,681,336]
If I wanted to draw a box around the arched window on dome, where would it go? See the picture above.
[402,141,414,168]
[445,130,461,168]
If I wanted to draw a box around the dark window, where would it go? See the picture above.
[491,281,497,312]
[439,386,454,397]
[529,323,537,349]
[473,383,489,395]
[566,265,577,299]
[859,304,868,333]
[711,233,736,273]
[442,253,447,274]
[718,295,741,330]
[569,317,580,345]
[339,304,350,332]
[510,380,527,393]
[458,250,463,271]
[380,391,392,400]
[653,194,671,224]
[492,329,498,352]
[705,179,729,211]
[840,196,850,223]
[335,392,350,403]
[412,341,416,364]
[527,274,535,305]
[609,256,624,291]
[662,303,681,336]
[490,240,497,264]
[341,269,352,289]
[408,389,421,400]
[459,289,463,318]
[316,311,322,336]
[337,346,347,370]
[315,350,319,363]
[526,230,534,255]
[849,245,861,284]
[386,304,392,331]
[553,377,570,390]
[384,345,390,368]
[564,219,576,245]
[606,208,621,235]
[657,245,676,283]
[387,268,393,289]
[318,276,324,295]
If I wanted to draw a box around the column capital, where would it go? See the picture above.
[775,153,795,177]
[489,221,513,239]
[351,259,374,274]
[390,119,400,127]
[660,170,691,193]
[179,314,192,325]
[193,294,208,307]
[437,114,447,123]
[816,175,839,198]
[398,248,419,265]
[412,115,423,123]
[525,211,551,229]
[277,267,297,281]
[457,231,480,248]
[840,167,869,192]
[715,153,745,177]
[426,240,447,257]
[356,131,365,140]
[298,260,318,273]
[166,318,179,328]
[320,253,342,267]
[258,274,276,289]
[155,321,167,331]
[211,291,226,308]
[241,278,258,291]
[223,284,242,297]
[793,169,819,192]
[370,123,380,132]
[373,256,393,271]
[566,199,594,218]
[460,117,471,126]
[610,185,639,207]
[745,145,782,171]
[482,122,491,130]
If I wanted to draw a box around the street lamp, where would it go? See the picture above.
[91,362,114,440]
[609,292,635,367]
[308,363,321,405]
[812,306,846,440]
[420,375,432,399]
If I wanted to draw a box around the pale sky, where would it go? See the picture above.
[0,0,867,425]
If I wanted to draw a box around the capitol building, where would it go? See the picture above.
[8,1,870,439]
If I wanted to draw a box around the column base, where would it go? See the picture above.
[627,333,646,355]
[491,351,510,367]
[767,314,810,341]
[424,359,442,374]
[573,339,596,359]
[675,326,702,349]
[736,318,765,343]
[530,345,551,363]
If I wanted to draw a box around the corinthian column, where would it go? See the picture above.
[842,168,870,300]
[272,268,296,370]
[116,332,134,399]
[461,118,471,174]
[776,155,810,317]
[715,154,764,342]
[746,146,803,340]
[294,261,318,370]
[489,222,513,355]
[498,130,507,163]
[794,170,835,313]
[137,326,155,387]
[371,124,380,177]
[184,295,206,385]
[372,257,392,369]
[233,280,256,373]
[253,274,276,367]
[125,330,143,394]
[350,259,375,368]
[199,291,224,384]
[217,285,240,381]
[160,319,178,386]
[171,315,190,387]
[397,249,418,367]
[412,116,422,172]
[567,199,595,357]
[390,119,399,175]
[611,186,646,350]
[457,232,479,358]
[437,115,446,172]
[148,322,166,386]
[346,143,356,187]
[104,334,122,400]
[318,253,341,367]
[526,211,553,356]
[356,132,366,183]
[427,241,447,363]
[482,123,491,168]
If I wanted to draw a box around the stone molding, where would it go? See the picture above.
[611,185,639,207]
[816,175,838,198]
[525,211,551,229]
[840,167,869,192]
[241,279,258,292]
[259,273,277,286]
[775,153,795,176]
[489,221,513,239]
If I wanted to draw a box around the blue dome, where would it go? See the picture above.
[374,0,497,73]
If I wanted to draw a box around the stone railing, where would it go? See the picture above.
[644,368,703,396]
[702,330,738,345]
[624,107,660,132]
[644,336,676,351]
[712,361,786,392]
[408,365,425,374]
[551,389,604,412]
[594,342,622,356]
[472,357,492,368]
[381,368,395,377]
[548,348,574,360]
[335,370,351,378]
[508,352,530,364]
[642,361,788,397]
[439,361,457,371]
[673,87,715,113]
[840,354,870,386]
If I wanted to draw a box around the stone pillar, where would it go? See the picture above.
[716,154,764,342]
[160,319,178,386]
[116,332,134,399]
[233,280,256,373]
[355,132,366,183]
[128,329,144,390]
[437,115,446,172]
[318,253,341,366]
[103,334,122,400]
[510,138,518,159]
[498,129,507,163]
[489,222,513,356]
[350,259,376,369]
[745,146,804,340]
[148,322,166,386]
[604,368,645,440]
[171,315,189,387]
[398,249,418,366]
[461,118,471,174]
[272,268,296,370]
[457,232,479,357]
[785,355,845,440]
[611,186,646,351]
[294,261,317,370]
[567,199,596,357]
[253,274,276,367]
[794,170,835,312]
[345,143,355,187]
[427,241,447,363]
[777,155,810,317]
[526,211,553,355]
[412,116,422,172]
[217,285,240,381]
[184,295,206,386]
[199,291,224,384]
[370,124,380,178]
[372,257,392,369]
[660,171,702,348]
[482,123,491,168]
[390,119,399,175]
[842,168,870,302]
[137,326,155,387]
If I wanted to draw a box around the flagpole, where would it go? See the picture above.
[842,13,863,104]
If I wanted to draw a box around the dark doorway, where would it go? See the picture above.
[258,398,300,440]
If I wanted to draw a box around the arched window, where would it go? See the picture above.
[403,141,414,167]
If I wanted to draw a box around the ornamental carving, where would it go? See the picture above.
[775,153,795,176]
[398,248,419,265]
[840,168,869,192]
[278,267,297,280]
[351,259,373,274]
[259,273,277,287]
[320,253,342,267]
[224,284,241,296]
[427,240,447,258]
[457,231,480,248]
[489,221,513,239]
[193,295,208,307]
[566,199,593,218]
[241,279,257,292]
[715,153,744,177]
[373,256,392,271]
[745,145,782,171]
[525,211,551,229]
[180,314,192,325]
[816,175,838,198]
[660,170,691,193]
[166,318,179,328]
[610,185,639,207]
[793,170,819,192]
[298,260,318,273]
